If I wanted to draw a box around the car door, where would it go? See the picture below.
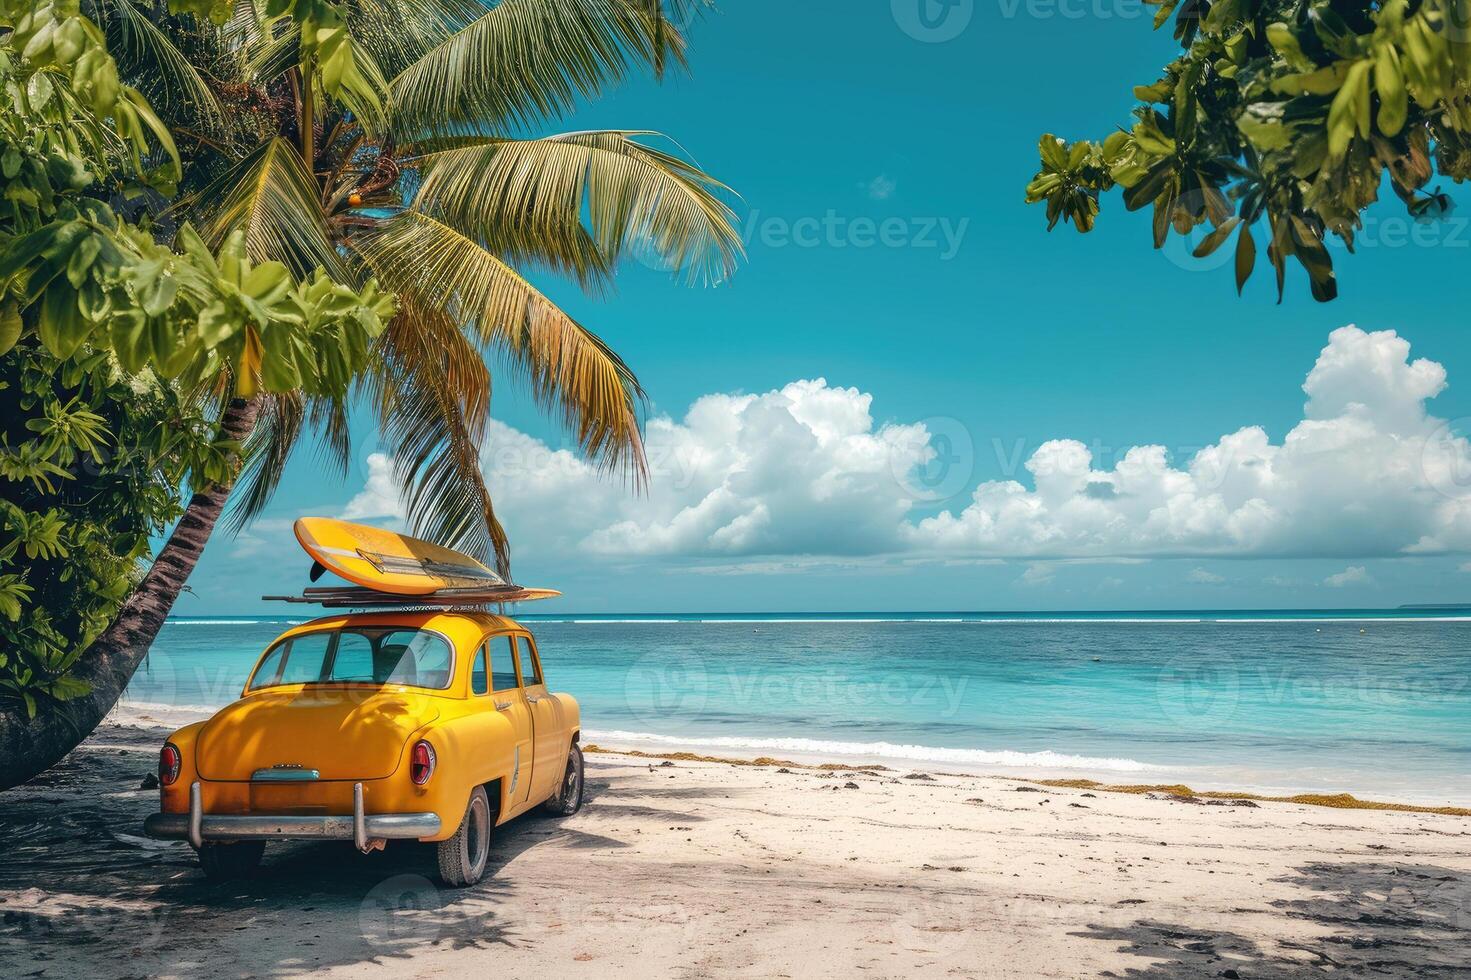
[480,636,533,810]
[514,633,564,803]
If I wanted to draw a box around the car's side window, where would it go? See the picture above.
[490,636,519,692]
[278,632,333,685]
[329,632,376,682]
[515,635,541,687]
[250,645,286,689]
[471,643,489,696]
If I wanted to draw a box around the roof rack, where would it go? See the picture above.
[262,585,561,609]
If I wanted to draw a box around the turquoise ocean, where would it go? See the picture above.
[123,610,1471,805]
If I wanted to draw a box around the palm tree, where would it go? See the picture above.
[0,0,740,788]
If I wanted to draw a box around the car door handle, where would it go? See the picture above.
[525,695,540,704]
[495,700,512,710]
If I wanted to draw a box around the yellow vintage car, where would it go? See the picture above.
[143,608,584,886]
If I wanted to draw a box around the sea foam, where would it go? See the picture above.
[583,729,1163,773]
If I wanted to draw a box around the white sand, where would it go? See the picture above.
[0,717,1467,978]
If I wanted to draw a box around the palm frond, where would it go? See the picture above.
[366,297,511,573]
[226,391,305,534]
[386,0,696,138]
[244,28,298,84]
[225,392,356,535]
[345,0,487,79]
[222,0,266,51]
[307,395,354,478]
[411,130,742,286]
[94,0,226,129]
[193,137,349,281]
[351,209,646,481]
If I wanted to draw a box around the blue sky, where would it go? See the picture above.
[179,1,1471,614]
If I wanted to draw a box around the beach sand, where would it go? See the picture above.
[2,716,1468,979]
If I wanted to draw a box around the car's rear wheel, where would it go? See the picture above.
[541,743,584,816]
[197,841,265,881]
[436,786,491,887]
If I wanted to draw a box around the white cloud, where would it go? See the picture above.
[346,326,1471,567]
[907,326,1471,560]
[1325,565,1371,587]
[1187,568,1225,584]
[862,174,896,200]
[342,452,406,521]
[471,378,932,560]
[1019,562,1055,586]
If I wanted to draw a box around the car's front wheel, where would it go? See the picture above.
[197,841,265,881]
[541,743,584,816]
[436,786,491,887]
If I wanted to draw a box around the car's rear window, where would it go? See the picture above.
[249,628,453,691]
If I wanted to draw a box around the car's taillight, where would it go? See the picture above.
[410,740,436,785]
[159,744,181,786]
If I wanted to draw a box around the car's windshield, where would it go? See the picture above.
[248,627,453,691]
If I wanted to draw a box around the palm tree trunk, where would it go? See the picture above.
[0,396,261,790]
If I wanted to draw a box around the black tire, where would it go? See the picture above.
[197,841,265,881]
[436,786,491,887]
[541,743,584,816]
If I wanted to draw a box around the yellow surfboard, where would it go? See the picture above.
[294,517,508,596]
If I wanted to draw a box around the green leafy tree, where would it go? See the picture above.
[0,344,222,718]
[1024,0,1471,301]
[0,2,395,785]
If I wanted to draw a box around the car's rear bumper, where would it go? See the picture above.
[144,782,441,851]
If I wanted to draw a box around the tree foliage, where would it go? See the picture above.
[1024,0,1471,301]
[0,0,394,394]
[0,343,219,716]
[0,1,391,714]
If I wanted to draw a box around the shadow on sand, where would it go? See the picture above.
[0,727,630,975]
[1076,859,1470,978]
